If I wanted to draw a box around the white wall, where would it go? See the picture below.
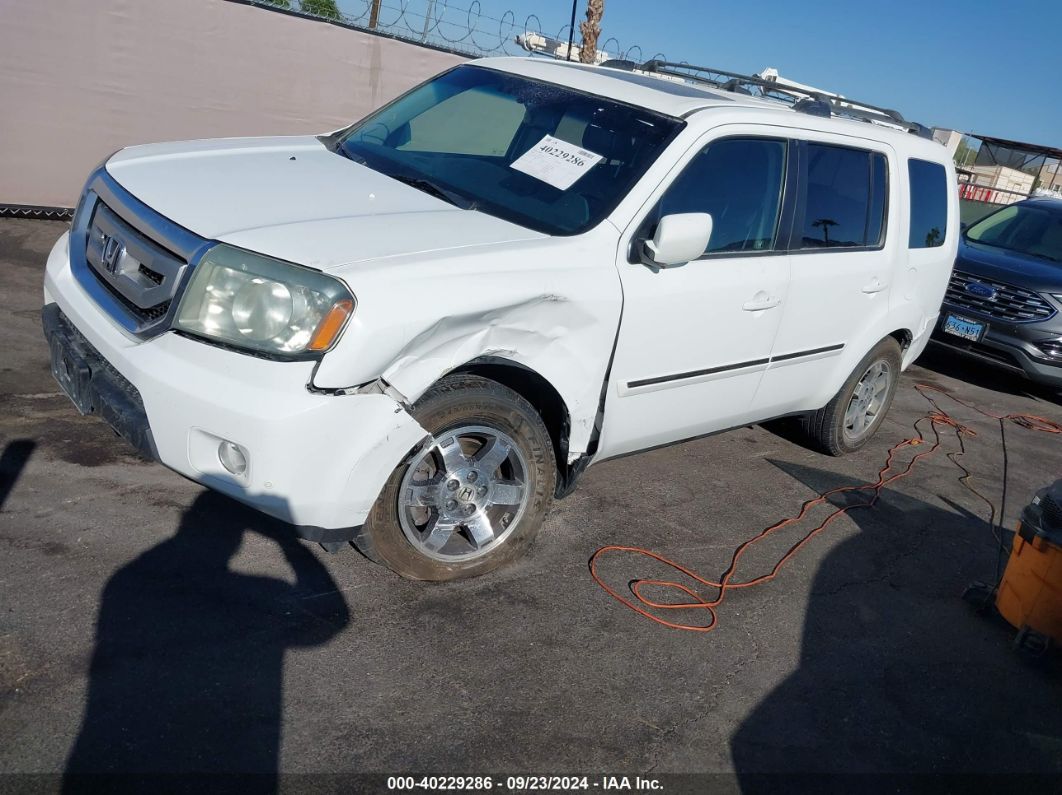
[0,0,466,208]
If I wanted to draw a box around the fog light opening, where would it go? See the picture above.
[218,441,248,476]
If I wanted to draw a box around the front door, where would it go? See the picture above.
[596,134,793,459]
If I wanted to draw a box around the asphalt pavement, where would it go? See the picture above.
[2,218,1061,790]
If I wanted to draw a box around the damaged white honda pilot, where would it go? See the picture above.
[43,58,957,579]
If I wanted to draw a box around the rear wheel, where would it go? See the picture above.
[356,374,556,581]
[800,337,902,456]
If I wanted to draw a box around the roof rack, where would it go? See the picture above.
[636,60,933,139]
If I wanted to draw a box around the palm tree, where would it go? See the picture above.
[812,218,838,245]
[579,0,604,64]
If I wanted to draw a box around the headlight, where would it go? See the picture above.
[174,244,354,357]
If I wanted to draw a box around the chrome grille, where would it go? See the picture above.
[84,202,184,328]
[91,272,172,323]
[944,270,1055,323]
[70,168,207,338]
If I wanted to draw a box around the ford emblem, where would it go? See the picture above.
[965,281,996,300]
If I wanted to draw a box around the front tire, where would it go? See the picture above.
[800,337,902,456]
[356,374,556,581]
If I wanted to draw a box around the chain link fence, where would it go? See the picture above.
[246,0,663,62]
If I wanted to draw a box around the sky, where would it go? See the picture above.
[344,0,1062,148]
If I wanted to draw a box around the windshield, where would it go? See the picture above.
[332,65,683,236]
[966,202,1062,263]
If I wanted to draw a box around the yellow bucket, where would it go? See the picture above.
[996,481,1062,647]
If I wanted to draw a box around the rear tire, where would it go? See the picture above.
[355,374,556,581]
[800,337,902,456]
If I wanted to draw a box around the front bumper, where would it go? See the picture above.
[930,302,1062,388]
[43,304,159,460]
[44,232,428,537]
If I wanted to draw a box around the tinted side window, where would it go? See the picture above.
[800,144,887,249]
[657,138,787,255]
[908,159,948,248]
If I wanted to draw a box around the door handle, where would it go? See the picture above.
[862,278,888,294]
[742,294,781,311]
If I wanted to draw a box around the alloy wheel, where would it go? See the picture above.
[843,360,892,442]
[397,425,531,562]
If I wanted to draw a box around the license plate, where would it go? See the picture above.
[941,313,986,342]
[48,335,93,415]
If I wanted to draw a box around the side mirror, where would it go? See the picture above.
[643,213,713,267]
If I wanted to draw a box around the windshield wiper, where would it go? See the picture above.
[388,174,477,210]
[333,145,367,166]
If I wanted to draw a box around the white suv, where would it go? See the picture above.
[42,58,957,579]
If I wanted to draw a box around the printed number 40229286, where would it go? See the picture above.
[538,144,588,168]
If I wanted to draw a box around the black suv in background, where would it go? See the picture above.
[930,197,1062,388]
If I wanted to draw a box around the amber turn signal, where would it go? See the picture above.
[308,299,354,351]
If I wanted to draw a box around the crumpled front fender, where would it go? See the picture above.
[311,231,624,458]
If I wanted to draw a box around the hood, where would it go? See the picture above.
[105,136,545,270]
[958,237,1062,293]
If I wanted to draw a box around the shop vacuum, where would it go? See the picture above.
[965,479,1062,655]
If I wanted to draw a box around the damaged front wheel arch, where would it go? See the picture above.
[450,359,585,499]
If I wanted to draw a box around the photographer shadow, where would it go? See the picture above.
[731,460,1062,789]
[64,491,350,787]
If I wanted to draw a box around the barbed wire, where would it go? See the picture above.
[247,0,664,62]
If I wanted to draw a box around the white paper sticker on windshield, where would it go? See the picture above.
[510,135,604,190]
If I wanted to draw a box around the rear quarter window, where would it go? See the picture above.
[908,159,948,248]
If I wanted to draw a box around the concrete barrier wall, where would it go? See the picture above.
[0,0,466,209]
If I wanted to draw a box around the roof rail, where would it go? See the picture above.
[639,60,933,139]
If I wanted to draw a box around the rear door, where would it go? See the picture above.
[596,133,794,459]
[753,137,895,418]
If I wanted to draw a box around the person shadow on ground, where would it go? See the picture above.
[63,491,350,791]
[730,461,1062,792]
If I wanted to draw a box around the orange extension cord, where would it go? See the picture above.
[589,383,1062,633]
